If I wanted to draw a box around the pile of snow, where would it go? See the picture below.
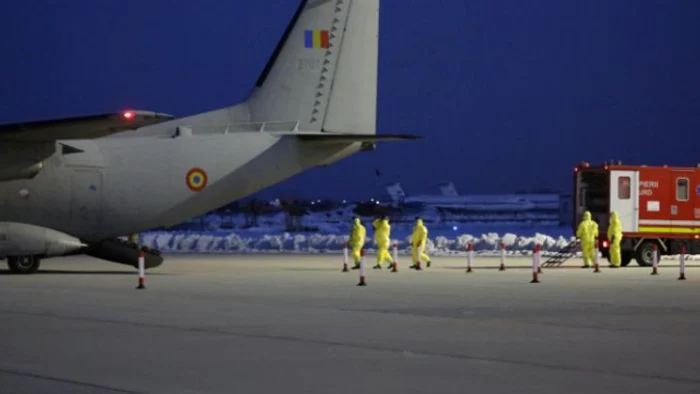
[140,230,576,256]
[136,230,700,260]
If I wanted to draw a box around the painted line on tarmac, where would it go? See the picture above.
[0,367,147,394]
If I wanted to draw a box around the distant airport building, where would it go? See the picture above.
[384,182,567,225]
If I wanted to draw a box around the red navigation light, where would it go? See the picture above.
[122,111,135,120]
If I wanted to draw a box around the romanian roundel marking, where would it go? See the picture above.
[186,168,208,191]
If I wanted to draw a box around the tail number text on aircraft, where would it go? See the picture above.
[297,58,321,71]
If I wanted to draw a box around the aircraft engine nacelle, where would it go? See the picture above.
[0,141,53,182]
[0,222,86,258]
[0,161,43,182]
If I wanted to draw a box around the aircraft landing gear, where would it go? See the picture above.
[7,255,41,274]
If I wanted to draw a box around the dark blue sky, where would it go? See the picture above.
[1,0,699,201]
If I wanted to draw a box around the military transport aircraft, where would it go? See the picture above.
[0,0,417,274]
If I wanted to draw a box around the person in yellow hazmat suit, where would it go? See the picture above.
[410,217,431,269]
[371,216,381,268]
[575,211,599,268]
[348,216,366,270]
[607,211,623,268]
[373,216,394,269]
[372,216,381,232]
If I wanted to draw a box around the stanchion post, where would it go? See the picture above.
[136,250,146,290]
[593,240,600,273]
[499,241,506,271]
[530,244,540,283]
[358,249,367,286]
[342,243,349,272]
[466,242,473,273]
[651,243,659,275]
[678,244,686,281]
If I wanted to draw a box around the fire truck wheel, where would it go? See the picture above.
[634,241,656,267]
[621,252,632,267]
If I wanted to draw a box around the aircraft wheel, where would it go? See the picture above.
[7,255,41,274]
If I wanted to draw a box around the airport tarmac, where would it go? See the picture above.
[1,253,700,394]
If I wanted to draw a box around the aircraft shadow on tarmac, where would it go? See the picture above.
[0,270,175,276]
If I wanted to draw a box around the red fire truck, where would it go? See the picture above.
[573,161,699,267]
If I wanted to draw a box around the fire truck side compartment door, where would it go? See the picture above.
[609,170,639,233]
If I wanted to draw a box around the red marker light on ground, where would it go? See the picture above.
[123,111,135,120]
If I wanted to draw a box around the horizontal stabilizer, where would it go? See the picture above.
[296,133,422,144]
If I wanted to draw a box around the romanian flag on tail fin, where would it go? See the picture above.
[304,29,330,49]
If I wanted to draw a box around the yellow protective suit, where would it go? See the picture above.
[348,217,366,268]
[607,211,623,267]
[373,217,394,268]
[411,218,431,268]
[575,211,599,267]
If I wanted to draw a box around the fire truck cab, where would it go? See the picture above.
[573,162,700,266]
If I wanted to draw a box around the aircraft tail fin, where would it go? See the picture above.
[385,182,407,205]
[245,0,380,135]
[439,182,460,197]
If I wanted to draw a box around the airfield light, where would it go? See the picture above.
[123,111,135,120]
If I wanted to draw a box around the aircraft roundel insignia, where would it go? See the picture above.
[186,168,208,191]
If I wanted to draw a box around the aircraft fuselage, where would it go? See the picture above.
[0,132,361,242]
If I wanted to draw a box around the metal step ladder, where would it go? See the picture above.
[542,239,580,268]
